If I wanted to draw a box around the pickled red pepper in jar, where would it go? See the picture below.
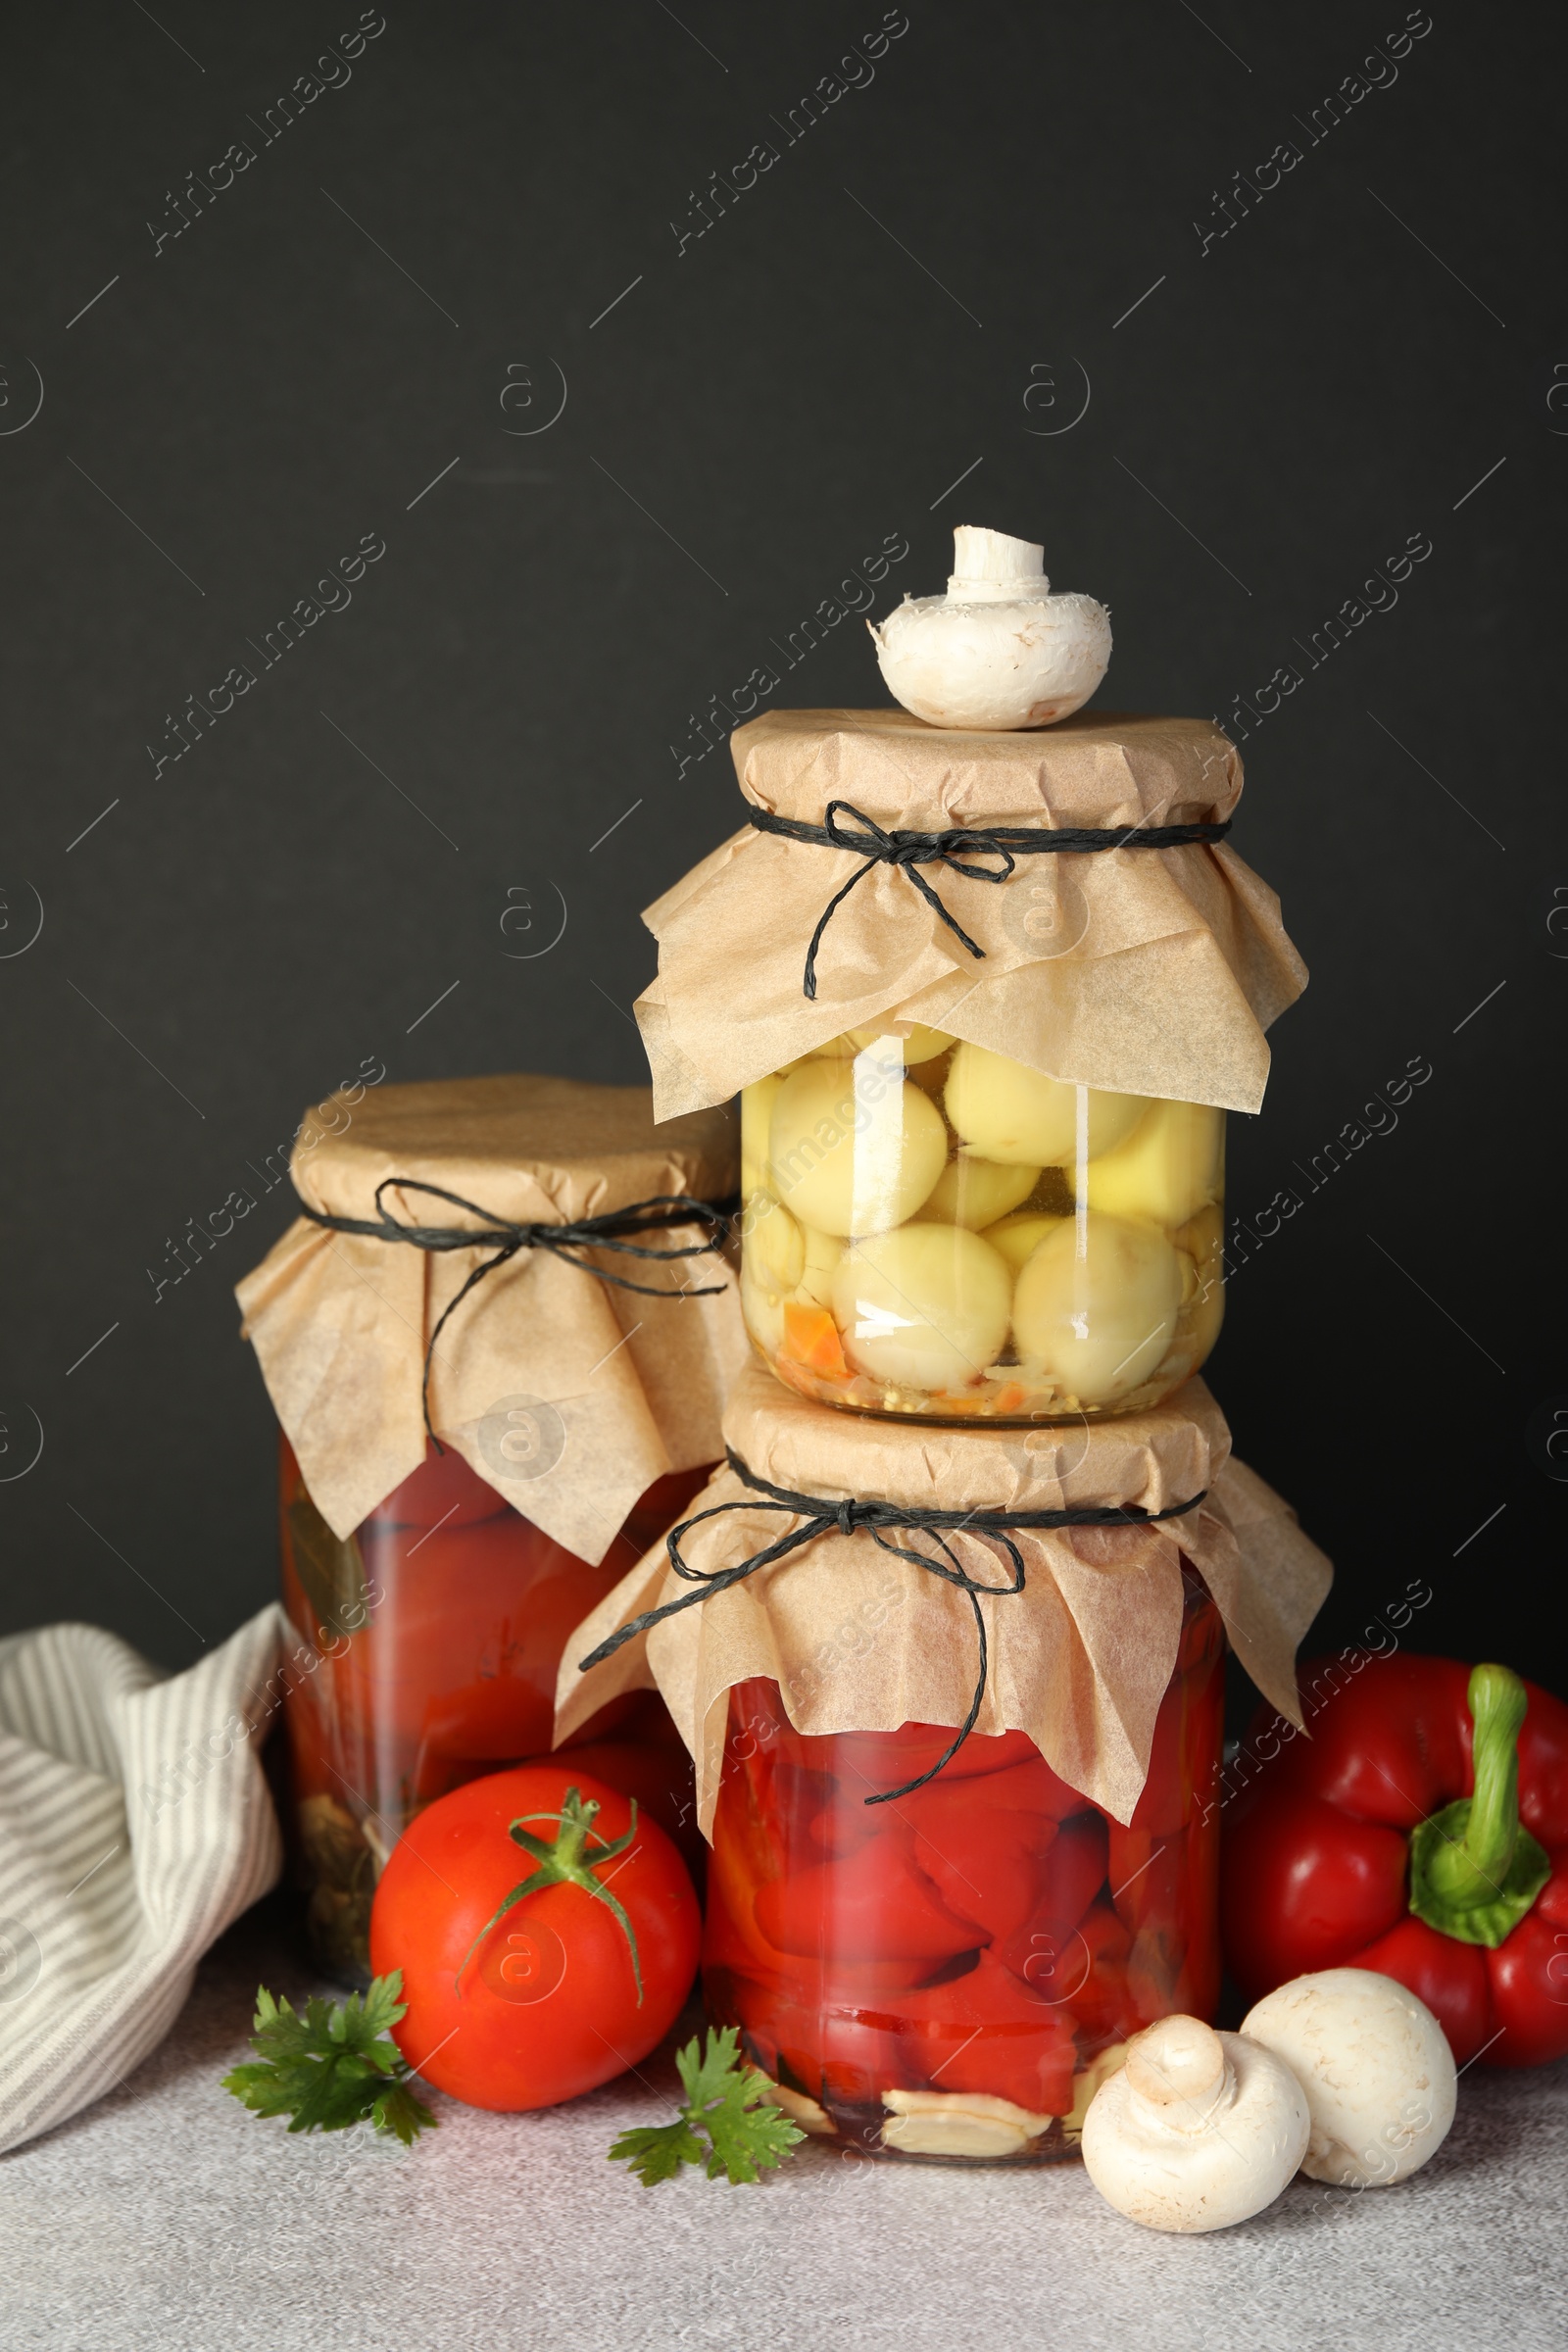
[704,1568,1225,2161]
[741,1031,1224,1423]
[278,1435,707,1981]
[236,1071,746,1982]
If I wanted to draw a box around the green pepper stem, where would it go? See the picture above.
[1407,1662,1551,1950]
[1425,1664,1526,1905]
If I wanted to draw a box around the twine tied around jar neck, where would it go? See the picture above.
[578,1445,1207,1803]
[301,1179,731,1448]
[747,800,1234,1001]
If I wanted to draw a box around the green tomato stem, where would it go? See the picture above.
[456,1788,646,2003]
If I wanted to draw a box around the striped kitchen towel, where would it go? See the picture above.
[0,1603,286,2155]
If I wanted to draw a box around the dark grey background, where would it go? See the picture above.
[2,2,1560,1706]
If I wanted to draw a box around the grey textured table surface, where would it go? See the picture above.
[3,1894,1564,2352]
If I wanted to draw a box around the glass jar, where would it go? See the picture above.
[278,1434,708,1982]
[740,1030,1224,1423]
[704,1565,1223,2161]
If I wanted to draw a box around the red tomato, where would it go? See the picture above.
[369,1763,700,2111]
[546,1738,703,1877]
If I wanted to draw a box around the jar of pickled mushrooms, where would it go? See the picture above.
[633,707,1305,1429]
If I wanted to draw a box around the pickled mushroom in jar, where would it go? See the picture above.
[1167,1201,1225,1372]
[1074,1098,1222,1230]
[922,1152,1041,1231]
[982,1209,1070,1272]
[768,1058,948,1238]
[832,1222,1012,1391]
[793,1221,844,1308]
[946,1045,1145,1169]
[740,1266,785,1357]
[1011,1212,1183,1404]
[740,1074,780,1199]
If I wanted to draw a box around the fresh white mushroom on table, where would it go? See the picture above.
[1079,1970,1459,2233]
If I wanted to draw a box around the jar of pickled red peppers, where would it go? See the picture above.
[559,1361,1333,2162]
[741,1032,1224,1423]
[705,1567,1224,2161]
[278,1434,708,1979]
[236,1070,747,1980]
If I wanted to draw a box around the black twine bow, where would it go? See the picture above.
[303,1179,730,1448]
[579,1445,1206,1803]
[748,799,1233,1000]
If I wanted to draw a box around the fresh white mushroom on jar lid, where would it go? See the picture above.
[1081,2014,1309,2234]
[869,525,1112,731]
[1240,1969,1457,2189]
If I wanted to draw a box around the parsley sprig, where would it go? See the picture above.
[220,1971,437,2146]
[609,2028,806,2186]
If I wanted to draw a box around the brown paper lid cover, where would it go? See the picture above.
[635,708,1307,1120]
[558,1358,1333,1831]
[235,1074,746,1560]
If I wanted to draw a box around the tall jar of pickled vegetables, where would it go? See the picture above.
[558,1360,1334,2160]
[633,706,1307,1427]
[237,1070,747,1979]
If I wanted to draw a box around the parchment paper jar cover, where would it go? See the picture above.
[633,709,1307,1122]
[557,1358,1332,1838]
[235,1072,747,1565]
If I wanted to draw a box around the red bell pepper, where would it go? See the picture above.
[753,1829,981,1967]
[1223,1654,1568,2066]
[892,1953,1079,2114]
